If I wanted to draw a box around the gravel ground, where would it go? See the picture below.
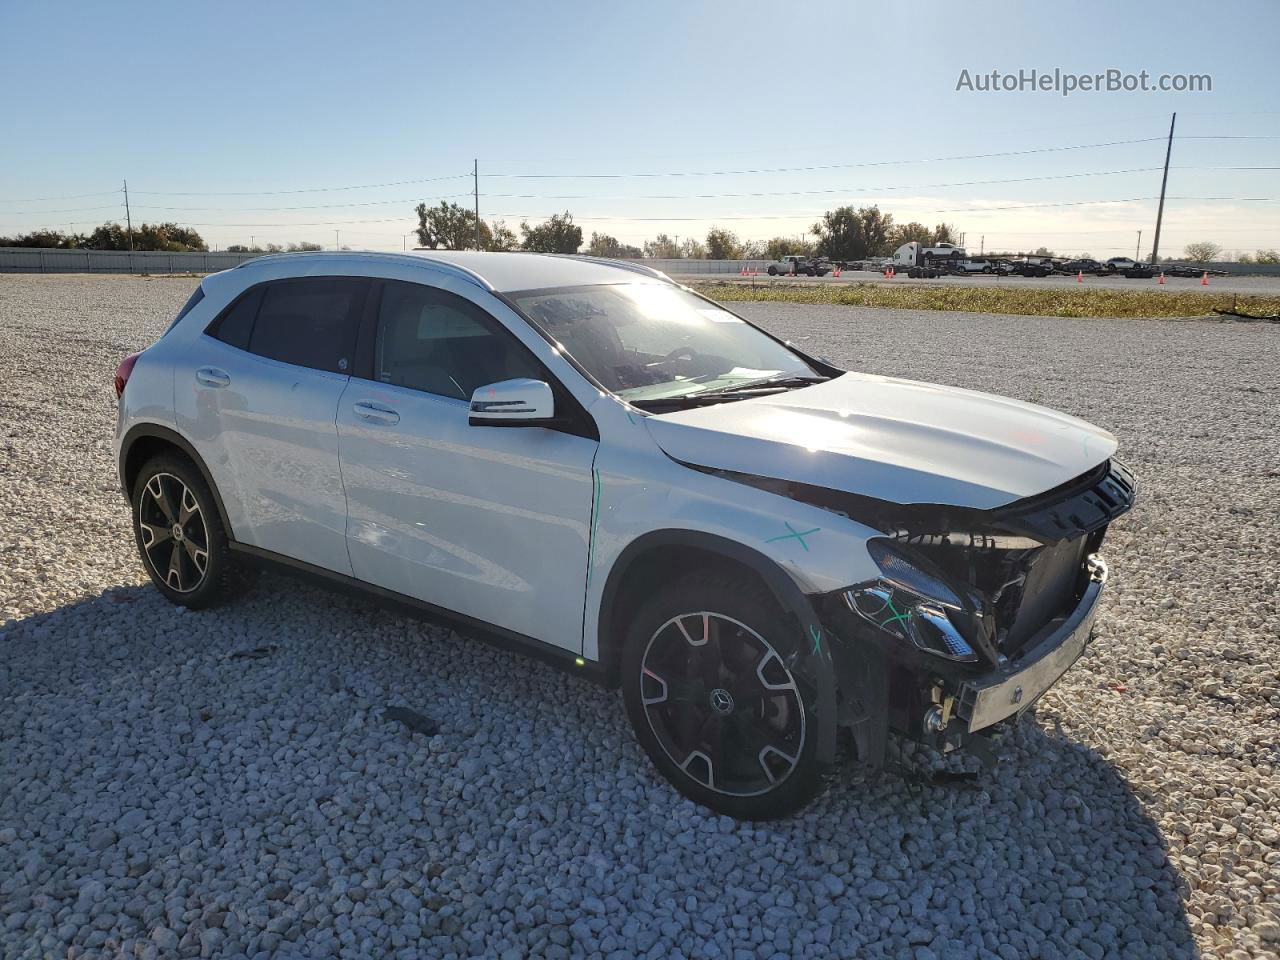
[1,274,1277,960]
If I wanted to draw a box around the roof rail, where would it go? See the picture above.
[549,254,675,284]
[232,250,494,291]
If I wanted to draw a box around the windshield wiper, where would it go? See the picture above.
[629,393,743,411]
[702,374,829,396]
[629,375,830,411]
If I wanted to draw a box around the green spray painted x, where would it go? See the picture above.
[766,521,821,552]
[808,624,823,655]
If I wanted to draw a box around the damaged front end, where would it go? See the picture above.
[713,458,1137,765]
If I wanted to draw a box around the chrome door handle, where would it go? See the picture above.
[353,400,400,425]
[196,367,230,387]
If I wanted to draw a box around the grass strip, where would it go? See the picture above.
[691,281,1280,320]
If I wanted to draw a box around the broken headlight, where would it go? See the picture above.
[844,539,978,662]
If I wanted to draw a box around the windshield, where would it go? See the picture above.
[513,284,819,402]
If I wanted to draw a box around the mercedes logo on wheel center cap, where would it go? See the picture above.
[709,688,735,715]
[171,524,185,542]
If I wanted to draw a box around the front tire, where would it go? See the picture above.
[131,454,248,609]
[767,266,778,276]
[622,572,821,820]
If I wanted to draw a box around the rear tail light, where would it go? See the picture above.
[114,351,142,400]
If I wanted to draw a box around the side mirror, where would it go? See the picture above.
[468,378,556,427]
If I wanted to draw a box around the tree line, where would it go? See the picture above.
[0,222,209,252]
[5,209,1264,264]
[413,201,960,261]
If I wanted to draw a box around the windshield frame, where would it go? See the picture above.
[495,281,843,403]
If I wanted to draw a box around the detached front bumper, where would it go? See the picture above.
[952,554,1108,734]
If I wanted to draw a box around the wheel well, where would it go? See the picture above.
[599,544,779,687]
[123,435,184,496]
[120,427,233,538]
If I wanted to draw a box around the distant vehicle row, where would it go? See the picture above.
[762,246,1227,280]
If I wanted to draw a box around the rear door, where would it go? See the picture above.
[335,279,598,651]
[176,275,368,574]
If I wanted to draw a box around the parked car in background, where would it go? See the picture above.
[1104,257,1139,273]
[1004,258,1054,277]
[113,251,1135,819]
[1058,258,1104,275]
[766,255,828,276]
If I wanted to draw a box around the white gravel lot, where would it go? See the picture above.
[1,274,1277,960]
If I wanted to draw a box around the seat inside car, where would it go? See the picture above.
[377,300,532,399]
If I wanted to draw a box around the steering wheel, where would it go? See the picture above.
[662,346,699,370]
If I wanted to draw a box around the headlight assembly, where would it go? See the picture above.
[844,539,978,662]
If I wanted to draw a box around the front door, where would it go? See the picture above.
[336,279,598,651]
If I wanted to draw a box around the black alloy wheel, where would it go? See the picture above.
[131,454,249,609]
[137,472,209,594]
[622,573,821,819]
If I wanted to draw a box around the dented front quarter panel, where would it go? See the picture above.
[583,396,895,763]
[581,396,885,666]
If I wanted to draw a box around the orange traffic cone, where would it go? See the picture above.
[1201,271,1208,286]
[834,267,841,278]
[1158,273,1165,285]
[1076,271,1083,283]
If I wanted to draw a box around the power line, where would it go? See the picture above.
[129,193,472,213]
[480,137,1169,179]
[0,190,120,204]
[62,194,1280,229]
[23,163,1276,217]
[482,168,1170,201]
[128,173,472,197]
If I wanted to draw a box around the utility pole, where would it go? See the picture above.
[334,229,340,250]
[1136,230,1142,260]
[122,179,135,251]
[980,235,984,256]
[473,158,481,251]
[250,235,255,249]
[1150,112,1176,266]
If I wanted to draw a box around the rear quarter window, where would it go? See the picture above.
[164,285,205,335]
[205,287,264,351]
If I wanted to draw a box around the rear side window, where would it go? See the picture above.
[249,278,364,373]
[207,287,263,350]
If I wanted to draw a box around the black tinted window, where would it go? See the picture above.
[373,281,542,400]
[248,278,364,373]
[208,287,262,350]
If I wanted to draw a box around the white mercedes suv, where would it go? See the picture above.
[113,251,1135,819]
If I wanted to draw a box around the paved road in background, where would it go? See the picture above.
[677,270,1280,296]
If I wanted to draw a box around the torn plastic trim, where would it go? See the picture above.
[681,457,1136,546]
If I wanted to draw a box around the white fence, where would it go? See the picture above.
[0,248,261,274]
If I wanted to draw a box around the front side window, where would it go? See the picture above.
[514,283,819,403]
[372,281,543,400]
[246,277,364,373]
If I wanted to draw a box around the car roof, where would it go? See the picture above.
[233,249,671,293]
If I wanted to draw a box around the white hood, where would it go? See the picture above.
[644,372,1117,510]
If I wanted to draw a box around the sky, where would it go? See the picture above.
[1,0,1277,259]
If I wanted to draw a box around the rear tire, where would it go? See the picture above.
[131,454,250,609]
[622,572,822,820]
[767,266,778,276]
